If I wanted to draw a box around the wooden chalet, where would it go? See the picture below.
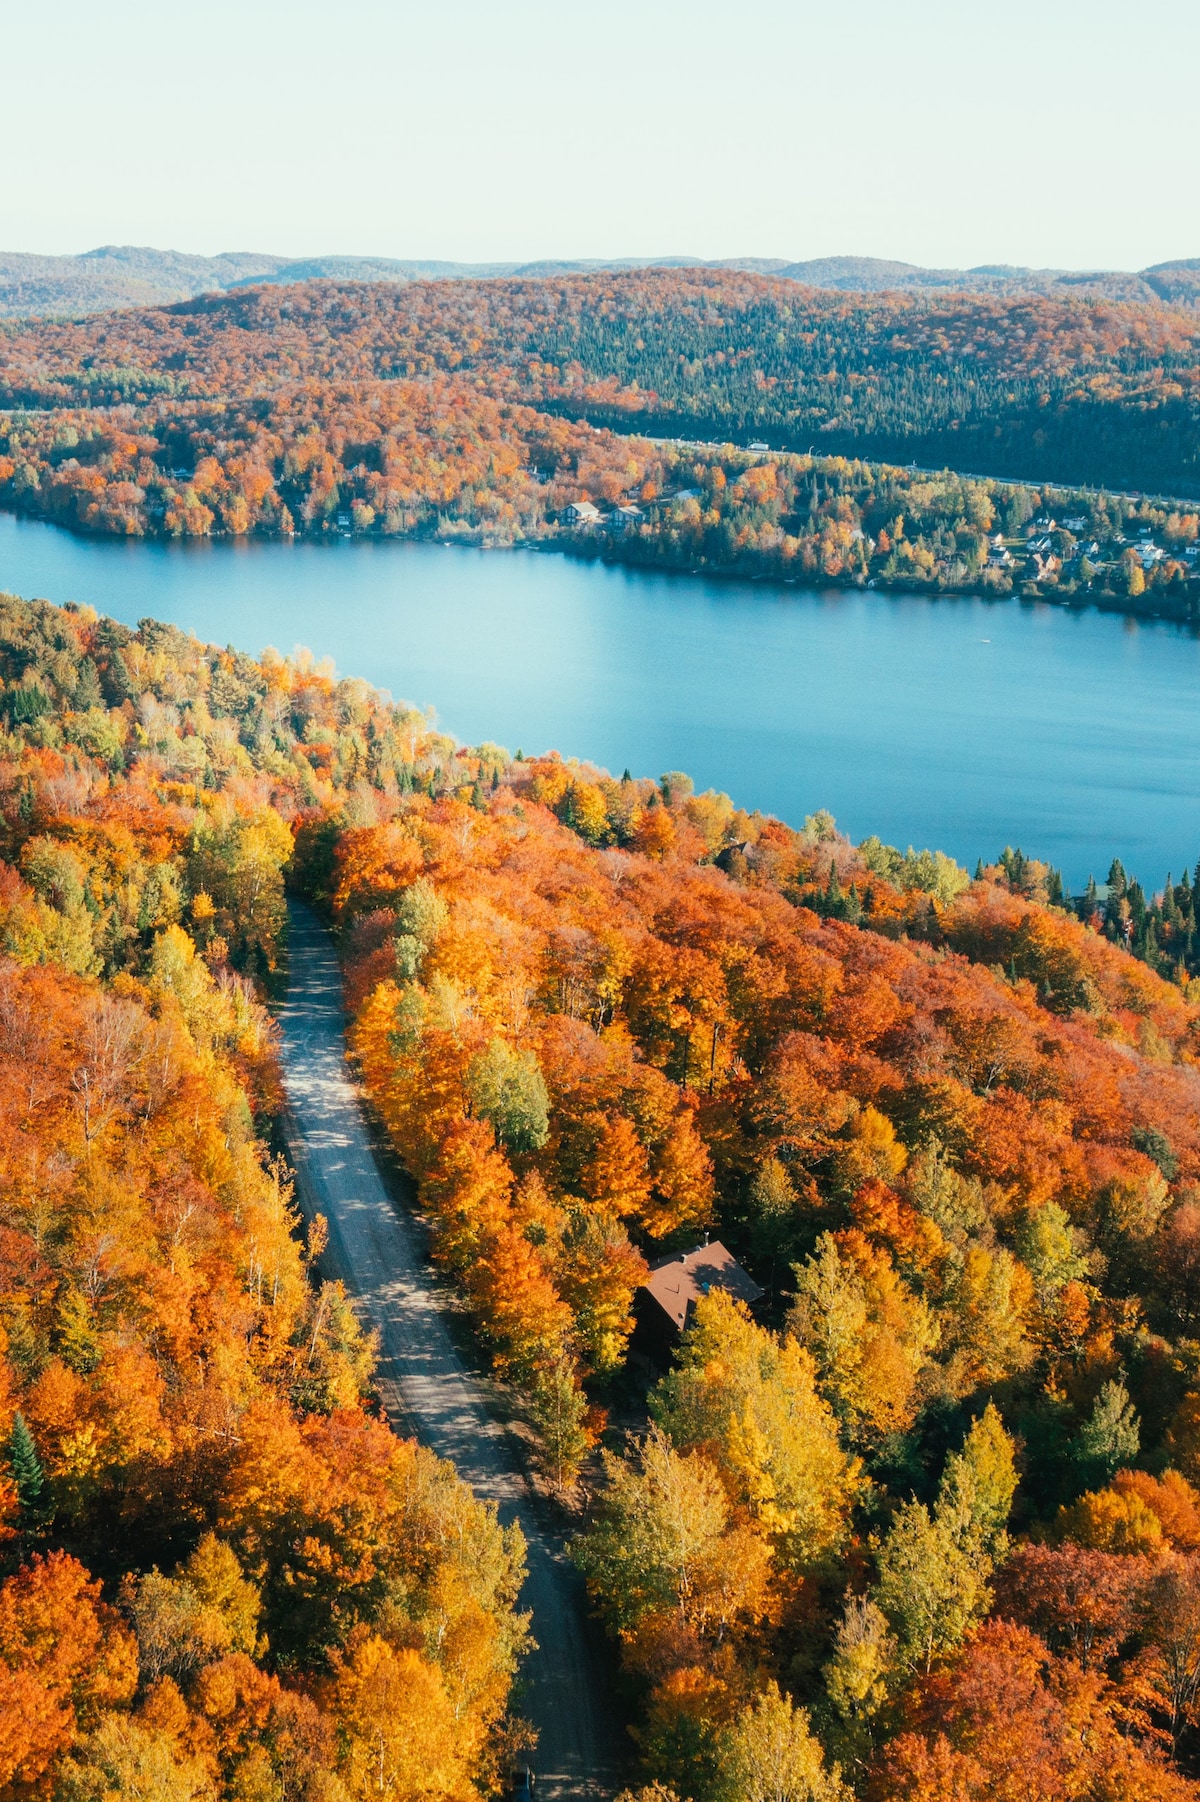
[632,1240,764,1363]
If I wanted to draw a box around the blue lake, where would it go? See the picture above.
[2,509,1199,890]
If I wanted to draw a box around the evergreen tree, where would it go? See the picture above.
[1001,846,1028,890]
[73,656,102,711]
[1131,1124,1178,1180]
[8,1411,45,1517]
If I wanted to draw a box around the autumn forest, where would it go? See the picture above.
[2,271,1200,617]
[3,584,1200,1800]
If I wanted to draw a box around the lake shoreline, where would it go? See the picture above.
[559,538,1200,629]
[3,501,1198,635]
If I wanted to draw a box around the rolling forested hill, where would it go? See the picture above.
[5,593,1200,1797]
[3,268,1200,503]
[3,244,1199,320]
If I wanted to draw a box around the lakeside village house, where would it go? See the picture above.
[985,514,1191,585]
[566,496,1195,574]
[631,1241,764,1365]
[563,493,1200,595]
[562,499,644,532]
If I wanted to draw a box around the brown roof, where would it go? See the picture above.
[639,1241,764,1330]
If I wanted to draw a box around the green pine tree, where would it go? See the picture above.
[73,657,102,711]
[8,1411,45,1516]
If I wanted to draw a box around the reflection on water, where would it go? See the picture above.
[2,510,1200,888]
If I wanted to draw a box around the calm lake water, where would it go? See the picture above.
[3,509,1200,890]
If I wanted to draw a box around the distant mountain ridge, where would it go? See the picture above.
[1,243,1198,318]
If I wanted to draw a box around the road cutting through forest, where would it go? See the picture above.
[277,899,623,1800]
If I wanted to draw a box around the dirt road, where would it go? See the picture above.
[277,900,623,1799]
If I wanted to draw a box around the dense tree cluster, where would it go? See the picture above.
[321,753,1200,1789]
[502,268,1200,496]
[589,454,1200,612]
[0,596,528,1801]
[1,399,1193,617]
[0,378,663,546]
[958,845,1200,995]
[1076,854,1200,984]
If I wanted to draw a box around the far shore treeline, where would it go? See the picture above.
[2,269,1200,617]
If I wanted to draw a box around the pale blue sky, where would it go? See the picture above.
[5,0,1198,270]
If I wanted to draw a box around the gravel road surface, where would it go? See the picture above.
[277,900,623,1799]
